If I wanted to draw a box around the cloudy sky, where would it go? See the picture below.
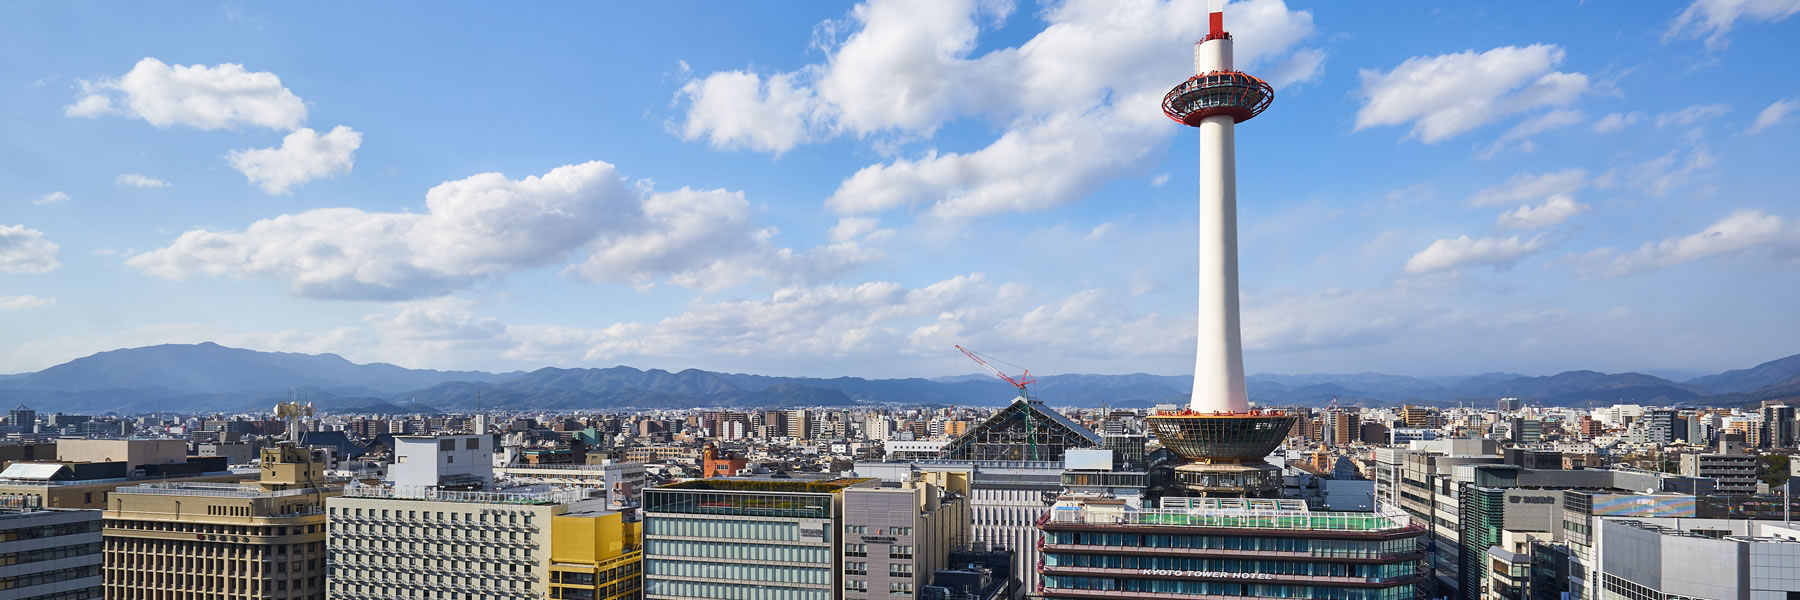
[3,1,1798,379]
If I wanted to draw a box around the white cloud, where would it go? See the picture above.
[677,0,1323,219]
[1150,173,1170,187]
[227,125,362,194]
[1403,234,1547,275]
[1477,109,1584,159]
[672,70,821,153]
[1592,111,1642,133]
[829,217,882,243]
[1354,44,1589,143]
[1466,169,1590,207]
[566,187,880,291]
[63,94,112,117]
[1654,103,1730,127]
[1497,194,1588,230]
[1747,98,1798,134]
[1576,210,1793,277]
[66,58,307,130]
[1633,141,1717,197]
[0,225,61,274]
[33,191,69,206]
[116,174,170,188]
[1084,223,1116,242]
[0,296,56,310]
[128,161,871,300]
[1664,0,1800,49]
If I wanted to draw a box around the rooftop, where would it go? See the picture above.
[114,482,333,499]
[656,477,875,494]
[1043,500,1416,533]
[343,484,594,505]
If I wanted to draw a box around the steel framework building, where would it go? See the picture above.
[937,398,1101,463]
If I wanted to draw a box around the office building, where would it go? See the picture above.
[329,485,613,600]
[548,509,643,600]
[1595,518,1800,600]
[102,444,336,599]
[841,472,972,599]
[328,433,632,600]
[642,477,877,600]
[1038,497,1426,600]
[0,498,101,599]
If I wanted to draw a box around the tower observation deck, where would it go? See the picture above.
[1146,1,1295,498]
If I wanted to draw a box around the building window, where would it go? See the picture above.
[845,544,867,557]
[890,527,912,536]
[889,582,913,595]
[466,438,480,450]
[845,561,867,575]
[847,525,867,534]
[889,564,913,577]
[889,545,913,559]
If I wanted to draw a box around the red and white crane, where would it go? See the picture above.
[956,345,1035,399]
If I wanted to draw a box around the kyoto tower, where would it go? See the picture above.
[1146,0,1296,497]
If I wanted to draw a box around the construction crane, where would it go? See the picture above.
[956,345,1040,461]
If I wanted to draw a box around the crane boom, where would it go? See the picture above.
[956,345,1034,391]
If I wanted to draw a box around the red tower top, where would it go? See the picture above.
[1203,10,1229,42]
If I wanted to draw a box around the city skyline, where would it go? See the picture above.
[4,0,1799,379]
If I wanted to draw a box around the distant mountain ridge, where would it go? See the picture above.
[0,343,1796,414]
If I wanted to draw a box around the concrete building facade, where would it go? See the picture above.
[102,445,336,600]
[0,499,102,600]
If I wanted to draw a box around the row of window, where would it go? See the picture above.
[844,580,913,595]
[0,520,98,542]
[1043,552,1417,579]
[644,538,827,565]
[645,558,828,585]
[0,541,100,568]
[329,506,532,526]
[645,578,828,600]
[1045,531,1414,557]
[842,544,912,558]
[1041,575,1417,600]
[844,525,912,536]
[841,561,912,577]
[0,564,100,592]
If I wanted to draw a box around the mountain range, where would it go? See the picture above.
[1,342,1798,415]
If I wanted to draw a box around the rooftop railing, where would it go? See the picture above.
[114,482,334,499]
[1044,504,1416,533]
[344,485,593,505]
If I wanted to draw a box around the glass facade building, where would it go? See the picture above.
[642,478,876,600]
[1038,499,1426,600]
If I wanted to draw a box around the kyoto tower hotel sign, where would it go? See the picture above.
[1146,1,1296,498]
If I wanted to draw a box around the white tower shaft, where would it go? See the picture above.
[1190,25,1249,414]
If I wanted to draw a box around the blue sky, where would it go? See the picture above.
[2,0,1797,379]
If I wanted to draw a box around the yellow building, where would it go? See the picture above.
[550,509,643,600]
[103,444,338,599]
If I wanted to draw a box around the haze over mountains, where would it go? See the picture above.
[1,343,1797,415]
